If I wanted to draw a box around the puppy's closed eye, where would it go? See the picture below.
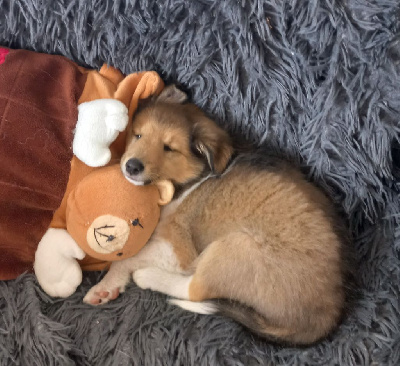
[164,144,173,152]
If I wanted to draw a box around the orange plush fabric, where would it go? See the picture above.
[0,48,164,279]
[66,164,162,262]
[51,66,164,271]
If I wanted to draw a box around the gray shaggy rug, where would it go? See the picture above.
[1,0,400,365]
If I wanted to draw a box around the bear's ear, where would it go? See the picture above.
[156,85,188,104]
[155,180,175,205]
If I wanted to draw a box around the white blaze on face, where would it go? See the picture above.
[87,215,130,254]
[123,174,145,186]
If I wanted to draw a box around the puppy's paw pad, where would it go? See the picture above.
[83,285,122,306]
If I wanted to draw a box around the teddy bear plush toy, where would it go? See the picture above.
[34,164,174,297]
[0,47,172,297]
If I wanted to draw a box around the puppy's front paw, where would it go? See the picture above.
[83,282,125,306]
[133,267,164,291]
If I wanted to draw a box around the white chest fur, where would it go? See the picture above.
[142,175,212,272]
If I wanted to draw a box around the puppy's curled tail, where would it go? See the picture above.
[169,299,315,345]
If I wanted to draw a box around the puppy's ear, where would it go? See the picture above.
[192,116,234,174]
[157,85,188,104]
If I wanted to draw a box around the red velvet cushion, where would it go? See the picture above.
[0,48,87,279]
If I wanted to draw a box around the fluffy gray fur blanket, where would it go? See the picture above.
[1,0,399,365]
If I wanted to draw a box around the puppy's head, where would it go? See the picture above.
[121,85,233,187]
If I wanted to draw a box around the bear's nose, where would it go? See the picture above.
[125,158,144,176]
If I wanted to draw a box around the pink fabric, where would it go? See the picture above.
[0,48,9,64]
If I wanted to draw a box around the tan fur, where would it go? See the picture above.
[119,89,346,345]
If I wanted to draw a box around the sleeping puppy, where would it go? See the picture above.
[83,85,348,345]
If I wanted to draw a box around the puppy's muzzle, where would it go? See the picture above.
[125,158,144,176]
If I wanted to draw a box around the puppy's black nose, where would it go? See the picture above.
[125,158,144,176]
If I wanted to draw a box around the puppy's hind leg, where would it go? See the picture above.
[166,233,286,330]
[168,232,342,345]
[133,232,258,311]
[133,267,219,315]
[133,267,192,299]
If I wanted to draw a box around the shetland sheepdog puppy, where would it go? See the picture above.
[84,85,348,345]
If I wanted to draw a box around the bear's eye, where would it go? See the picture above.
[164,144,173,152]
[135,134,142,139]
